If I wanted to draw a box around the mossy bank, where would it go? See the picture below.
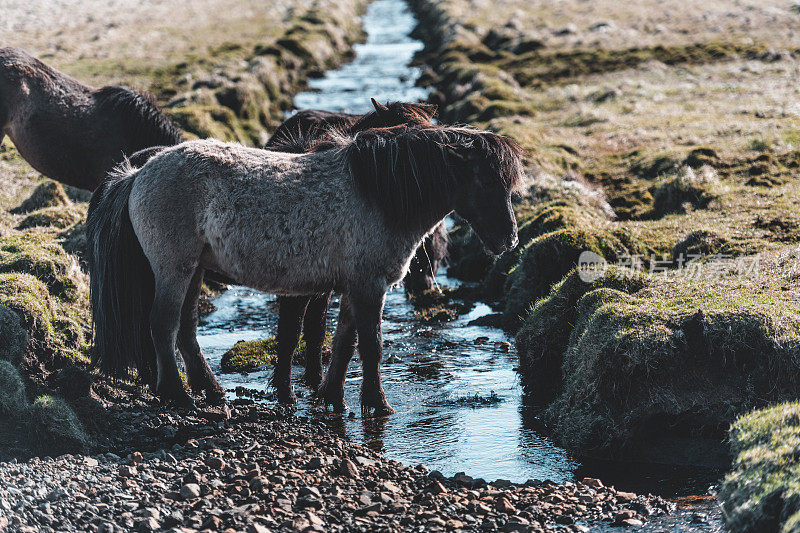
[410,0,800,481]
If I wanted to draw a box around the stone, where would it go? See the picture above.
[581,477,603,489]
[340,458,360,478]
[622,518,644,527]
[616,491,637,502]
[118,465,138,478]
[135,518,160,532]
[428,481,448,495]
[180,483,201,500]
[204,457,226,471]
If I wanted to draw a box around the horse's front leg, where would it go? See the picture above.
[178,267,225,404]
[350,288,395,416]
[273,296,309,404]
[317,295,357,412]
[301,291,332,390]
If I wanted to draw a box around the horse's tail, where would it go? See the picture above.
[87,162,157,387]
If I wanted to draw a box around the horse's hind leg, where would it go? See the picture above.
[301,291,331,390]
[317,295,357,412]
[274,295,309,404]
[151,272,196,408]
[350,287,395,416]
[178,266,225,404]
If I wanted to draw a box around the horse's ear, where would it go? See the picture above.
[371,98,389,114]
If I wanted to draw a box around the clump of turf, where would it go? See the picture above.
[519,255,800,456]
[719,402,800,533]
[516,267,646,403]
[0,233,86,302]
[17,205,84,230]
[0,360,26,415]
[649,166,722,218]
[220,333,333,373]
[27,394,89,455]
[502,227,639,330]
[10,181,71,215]
[672,229,728,261]
[0,234,90,366]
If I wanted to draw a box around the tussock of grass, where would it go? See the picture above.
[517,252,800,455]
[220,333,333,374]
[17,205,84,230]
[720,402,800,533]
[516,268,646,404]
[28,395,89,455]
[649,166,722,218]
[502,226,640,330]
[10,181,71,215]
[0,361,27,415]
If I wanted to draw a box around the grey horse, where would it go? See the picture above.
[87,125,522,415]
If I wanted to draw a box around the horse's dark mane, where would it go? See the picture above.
[349,101,438,131]
[94,86,184,149]
[264,101,437,154]
[343,125,524,230]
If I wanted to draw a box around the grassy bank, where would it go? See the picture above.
[720,402,800,532]
[410,0,800,466]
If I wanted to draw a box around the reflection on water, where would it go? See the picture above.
[199,273,579,483]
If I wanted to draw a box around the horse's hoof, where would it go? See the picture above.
[158,385,196,409]
[205,387,227,406]
[276,387,298,405]
[361,386,395,416]
[302,371,323,391]
[167,394,197,410]
[316,381,347,412]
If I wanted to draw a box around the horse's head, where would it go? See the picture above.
[350,98,437,132]
[448,131,523,255]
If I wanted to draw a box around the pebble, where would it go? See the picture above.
[179,483,201,500]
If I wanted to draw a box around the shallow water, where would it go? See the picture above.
[198,0,724,524]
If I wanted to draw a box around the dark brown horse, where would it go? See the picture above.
[0,47,183,190]
[265,99,448,404]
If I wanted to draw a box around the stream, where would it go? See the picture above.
[197,0,724,529]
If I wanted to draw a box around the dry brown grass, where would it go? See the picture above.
[4,0,311,87]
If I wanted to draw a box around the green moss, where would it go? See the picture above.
[516,268,646,403]
[27,395,89,455]
[0,360,26,416]
[506,41,772,86]
[502,227,639,330]
[649,166,721,218]
[519,257,800,455]
[220,333,333,373]
[0,304,29,366]
[482,200,603,300]
[10,181,71,215]
[166,104,252,143]
[0,233,84,302]
[17,205,84,230]
[672,229,728,261]
[720,402,800,533]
